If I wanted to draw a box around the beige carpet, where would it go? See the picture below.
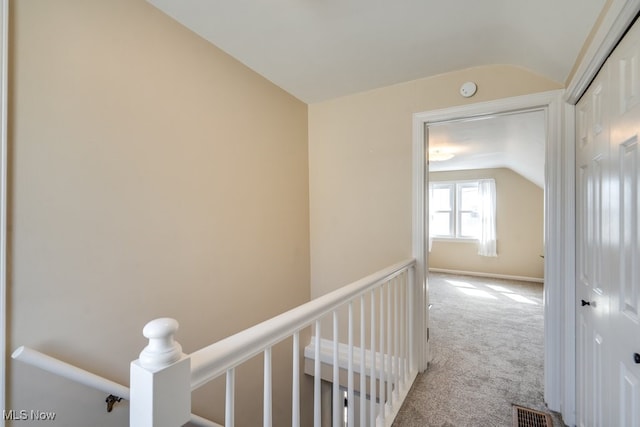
[393,273,564,427]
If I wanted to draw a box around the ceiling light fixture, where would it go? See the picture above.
[429,149,455,162]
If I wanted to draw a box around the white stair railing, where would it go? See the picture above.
[131,258,420,427]
[11,346,220,427]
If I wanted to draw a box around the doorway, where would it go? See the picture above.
[411,89,575,425]
[424,109,549,422]
[427,109,545,282]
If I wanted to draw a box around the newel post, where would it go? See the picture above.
[130,318,191,427]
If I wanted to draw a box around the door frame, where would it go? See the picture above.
[411,1,640,425]
[412,89,574,422]
[565,0,640,104]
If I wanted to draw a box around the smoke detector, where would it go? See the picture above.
[460,82,477,98]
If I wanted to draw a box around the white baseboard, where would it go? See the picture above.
[428,268,544,283]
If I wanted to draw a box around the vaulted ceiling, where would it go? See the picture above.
[146,0,607,186]
[147,0,607,103]
[428,110,546,187]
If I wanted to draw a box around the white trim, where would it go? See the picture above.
[560,102,577,427]
[428,268,544,284]
[0,0,8,424]
[566,0,640,104]
[430,237,477,243]
[541,91,571,419]
[413,91,560,124]
[411,106,428,372]
[412,89,570,421]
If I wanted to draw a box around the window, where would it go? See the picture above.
[430,181,480,239]
[429,179,497,256]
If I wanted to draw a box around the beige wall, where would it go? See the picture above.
[9,1,310,426]
[308,65,560,298]
[428,168,544,280]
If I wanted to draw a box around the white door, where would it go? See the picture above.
[576,66,610,427]
[607,21,640,427]
[576,17,640,427]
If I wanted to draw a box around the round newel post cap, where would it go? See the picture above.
[139,317,183,370]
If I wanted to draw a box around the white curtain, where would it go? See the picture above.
[477,179,497,257]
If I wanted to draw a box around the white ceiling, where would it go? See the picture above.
[147,0,606,103]
[146,0,604,184]
[428,110,546,187]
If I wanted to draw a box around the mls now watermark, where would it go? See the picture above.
[3,410,56,421]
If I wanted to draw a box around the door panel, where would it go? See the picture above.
[619,137,639,323]
[577,311,589,427]
[576,69,610,427]
[592,332,604,427]
[576,17,640,427]
[619,362,640,426]
[608,20,640,427]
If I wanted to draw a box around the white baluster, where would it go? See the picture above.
[408,266,415,372]
[379,285,385,420]
[405,271,410,380]
[332,311,340,427]
[314,321,321,427]
[226,368,235,427]
[348,302,354,427]
[394,277,399,400]
[370,289,377,426]
[292,332,300,427]
[386,281,392,409]
[264,347,272,427]
[423,265,428,369]
[360,296,366,427]
[130,318,190,427]
[400,272,407,386]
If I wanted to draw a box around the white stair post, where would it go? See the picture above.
[130,318,191,427]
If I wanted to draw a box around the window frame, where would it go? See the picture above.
[429,179,481,241]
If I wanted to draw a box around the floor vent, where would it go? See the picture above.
[512,404,552,427]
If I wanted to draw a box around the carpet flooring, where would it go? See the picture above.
[393,273,564,427]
